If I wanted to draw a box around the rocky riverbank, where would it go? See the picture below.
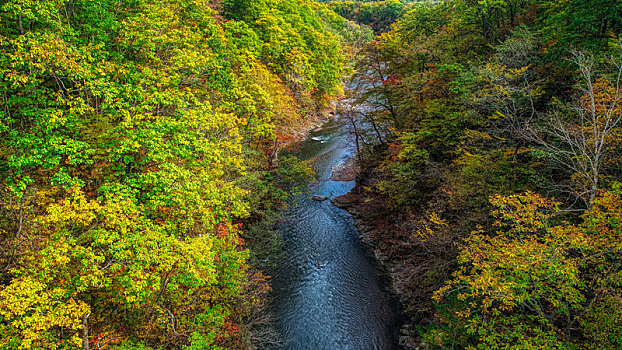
[331,155,456,350]
[329,161,419,346]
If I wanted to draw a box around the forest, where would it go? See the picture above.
[339,0,622,349]
[1,0,622,349]
[0,0,369,348]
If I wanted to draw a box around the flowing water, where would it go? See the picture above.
[271,117,398,350]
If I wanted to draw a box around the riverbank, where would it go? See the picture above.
[332,172,417,349]
[332,148,458,350]
[280,104,338,151]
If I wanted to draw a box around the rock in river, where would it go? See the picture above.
[311,195,329,201]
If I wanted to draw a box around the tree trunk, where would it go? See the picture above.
[588,171,599,209]
[365,113,385,146]
[82,313,90,350]
[348,116,362,162]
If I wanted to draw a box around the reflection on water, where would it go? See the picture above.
[271,118,397,350]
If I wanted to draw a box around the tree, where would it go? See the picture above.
[433,186,622,349]
[483,27,539,133]
[530,50,622,208]
[352,41,402,131]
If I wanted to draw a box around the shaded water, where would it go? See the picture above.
[271,118,397,350]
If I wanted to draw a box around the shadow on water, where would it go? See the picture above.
[269,117,399,350]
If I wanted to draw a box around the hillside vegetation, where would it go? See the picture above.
[0,1,369,348]
[322,0,408,33]
[342,0,622,348]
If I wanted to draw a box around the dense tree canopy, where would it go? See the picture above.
[0,0,368,348]
[3,0,622,348]
[341,0,622,348]
[323,0,407,33]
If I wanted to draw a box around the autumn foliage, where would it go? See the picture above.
[0,0,364,348]
[341,0,622,348]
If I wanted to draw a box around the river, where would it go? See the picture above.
[270,115,398,350]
